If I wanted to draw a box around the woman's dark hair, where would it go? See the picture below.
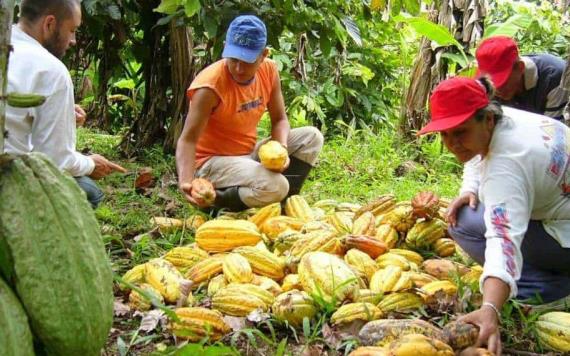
[474,76,503,123]
[19,0,79,23]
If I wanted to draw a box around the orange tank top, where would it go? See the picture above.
[188,58,277,168]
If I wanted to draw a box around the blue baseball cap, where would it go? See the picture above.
[222,15,267,64]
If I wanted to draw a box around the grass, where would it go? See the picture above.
[78,127,565,355]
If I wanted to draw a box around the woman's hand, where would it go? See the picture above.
[459,306,502,355]
[447,191,478,226]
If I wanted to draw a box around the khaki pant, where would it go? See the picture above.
[195,127,324,207]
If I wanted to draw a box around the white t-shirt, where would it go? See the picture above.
[4,25,94,176]
[461,106,570,298]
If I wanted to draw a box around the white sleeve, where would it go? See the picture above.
[478,158,532,299]
[30,78,94,177]
[460,155,482,195]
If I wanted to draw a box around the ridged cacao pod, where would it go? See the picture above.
[271,290,317,327]
[121,263,147,290]
[376,253,411,271]
[405,219,447,249]
[290,231,345,258]
[223,253,253,284]
[234,246,286,280]
[433,238,456,257]
[352,212,377,236]
[374,224,399,249]
[301,220,336,233]
[195,219,262,252]
[344,235,388,259]
[261,216,304,239]
[185,215,207,230]
[535,311,570,352]
[389,249,424,266]
[411,191,440,220]
[186,254,225,284]
[169,307,230,341]
[355,194,396,218]
[249,202,282,228]
[381,206,416,233]
[281,274,303,292]
[222,283,275,306]
[151,217,185,233]
[459,347,494,356]
[408,272,438,288]
[285,195,315,222]
[145,258,187,303]
[359,319,445,346]
[356,289,383,304]
[331,302,383,325]
[298,252,360,305]
[345,249,378,281]
[337,202,362,212]
[422,259,470,280]
[387,333,454,356]
[377,292,424,313]
[420,280,458,302]
[259,140,288,171]
[190,178,216,206]
[328,211,355,233]
[461,265,483,289]
[349,346,388,356]
[207,274,227,296]
[163,246,209,273]
[442,321,479,350]
[251,275,283,296]
[128,284,164,311]
[212,289,268,316]
[273,230,305,255]
[0,277,34,356]
[370,266,412,294]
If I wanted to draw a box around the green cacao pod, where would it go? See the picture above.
[271,289,317,327]
[0,153,113,355]
[405,219,447,249]
[0,277,34,356]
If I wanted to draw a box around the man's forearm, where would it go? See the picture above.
[176,141,197,186]
[271,119,290,147]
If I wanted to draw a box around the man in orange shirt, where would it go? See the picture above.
[176,15,324,211]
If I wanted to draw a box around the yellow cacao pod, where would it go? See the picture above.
[261,216,304,239]
[301,220,336,233]
[356,289,383,304]
[120,263,146,290]
[151,217,184,233]
[290,230,344,259]
[273,230,305,255]
[185,215,207,230]
[352,211,377,236]
[328,211,354,233]
[359,319,445,347]
[169,307,230,341]
[259,140,288,171]
[128,284,164,311]
[442,321,479,350]
[248,202,282,228]
[251,275,283,296]
[422,259,470,280]
[313,199,339,212]
[222,283,275,306]
[433,238,456,257]
[212,289,268,316]
[370,266,412,294]
[234,246,286,280]
[420,280,458,302]
[163,246,209,273]
[195,219,262,252]
[405,219,447,249]
[331,302,383,325]
[376,253,411,271]
[374,224,399,249]
[207,274,227,297]
[145,258,186,303]
[408,272,438,288]
[185,254,225,284]
[461,266,483,288]
[388,249,424,266]
[223,253,253,284]
[387,333,454,356]
[349,346,388,356]
[285,195,315,222]
[281,274,303,292]
[377,292,424,314]
[535,311,570,352]
[355,194,396,218]
[298,252,360,305]
[344,249,378,281]
[337,202,362,213]
[271,290,317,327]
[381,206,416,233]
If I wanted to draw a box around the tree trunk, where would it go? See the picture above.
[0,0,15,153]
[120,0,170,155]
[163,20,194,154]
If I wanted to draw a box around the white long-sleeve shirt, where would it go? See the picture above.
[461,106,570,298]
[4,25,94,176]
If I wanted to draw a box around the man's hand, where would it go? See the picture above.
[447,191,478,227]
[89,154,127,180]
[75,104,87,127]
[179,181,212,209]
[458,307,502,355]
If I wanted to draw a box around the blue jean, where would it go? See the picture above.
[74,176,104,209]
[448,203,570,303]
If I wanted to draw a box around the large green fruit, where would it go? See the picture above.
[0,277,34,356]
[0,153,113,355]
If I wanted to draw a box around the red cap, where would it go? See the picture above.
[418,77,490,135]
[475,36,519,88]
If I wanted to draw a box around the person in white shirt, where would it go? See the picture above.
[5,0,126,207]
[418,76,570,355]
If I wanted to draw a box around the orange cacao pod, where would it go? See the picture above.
[191,178,216,205]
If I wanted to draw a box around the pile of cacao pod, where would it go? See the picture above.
[120,191,570,354]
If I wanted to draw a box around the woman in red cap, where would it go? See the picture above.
[419,76,570,354]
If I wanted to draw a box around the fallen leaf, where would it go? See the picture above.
[137,309,166,332]
[301,344,325,356]
[135,167,155,190]
[223,316,247,331]
[322,323,343,350]
[114,299,131,316]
